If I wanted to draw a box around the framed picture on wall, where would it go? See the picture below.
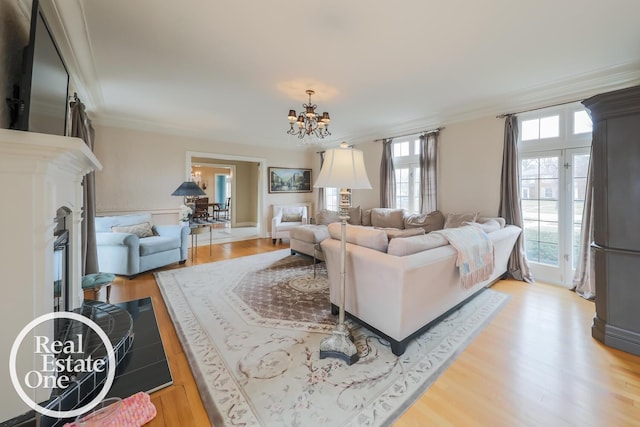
[268,167,312,193]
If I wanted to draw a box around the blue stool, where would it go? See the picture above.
[82,273,115,302]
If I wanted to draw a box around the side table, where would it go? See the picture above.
[189,223,212,261]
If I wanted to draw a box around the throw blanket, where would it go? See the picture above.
[436,225,495,288]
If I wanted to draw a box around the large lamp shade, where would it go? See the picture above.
[314,145,372,190]
[171,181,206,197]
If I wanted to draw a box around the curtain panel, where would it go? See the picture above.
[572,146,595,299]
[317,151,326,212]
[380,138,396,208]
[70,96,99,275]
[419,132,438,213]
[498,115,533,283]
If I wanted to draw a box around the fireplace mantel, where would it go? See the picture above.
[0,128,102,421]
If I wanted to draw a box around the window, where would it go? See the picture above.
[518,103,592,286]
[521,115,560,141]
[324,187,339,211]
[392,138,421,212]
[573,111,593,134]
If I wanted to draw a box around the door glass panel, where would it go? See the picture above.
[521,155,560,268]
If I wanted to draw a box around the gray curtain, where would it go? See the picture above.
[498,115,533,283]
[70,95,99,275]
[380,138,396,208]
[572,146,595,300]
[317,151,326,212]
[419,131,438,213]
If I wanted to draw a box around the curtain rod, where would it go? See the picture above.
[373,127,443,143]
[496,98,584,118]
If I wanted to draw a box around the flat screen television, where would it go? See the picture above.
[10,0,70,136]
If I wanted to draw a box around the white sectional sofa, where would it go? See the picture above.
[320,222,521,355]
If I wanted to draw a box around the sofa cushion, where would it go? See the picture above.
[290,224,330,243]
[347,206,362,225]
[328,223,389,253]
[444,212,478,228]
[377,227,425,241]
[477,216,506,228]
[111,222,155,238]
[371,208,405,229]
[404,210,445,232]
[282,213,303,222]
[95,213,153,233]
[361,209,372,226]
[387,232,449,256]
[316,209,341,225]
[139,236,181,256]
[465,219,502,233]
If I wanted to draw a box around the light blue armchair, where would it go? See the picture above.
[95,213,189,277]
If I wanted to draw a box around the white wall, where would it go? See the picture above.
[439,116,505,216]
[93,124,317,233]
[350,114,505,216]
[93,113,506,232]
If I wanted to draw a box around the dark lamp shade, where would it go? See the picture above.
[171,181,206,197]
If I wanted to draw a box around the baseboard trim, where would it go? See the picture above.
[592,316,640,356]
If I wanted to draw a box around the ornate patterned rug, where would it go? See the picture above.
[155,249,509,426]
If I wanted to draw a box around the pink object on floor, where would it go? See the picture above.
[64,392,157,427]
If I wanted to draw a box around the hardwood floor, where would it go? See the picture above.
[92,238,640,426]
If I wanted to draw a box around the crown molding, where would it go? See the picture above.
[345,61,640,145]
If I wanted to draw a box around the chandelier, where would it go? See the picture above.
[287,90,331,141]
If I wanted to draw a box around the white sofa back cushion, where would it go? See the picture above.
[328,223,389,253]
[371,208,405,229]
[95,213,154,233]
[387,232,449,256]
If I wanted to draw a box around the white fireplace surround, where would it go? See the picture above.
[0,128,101,421]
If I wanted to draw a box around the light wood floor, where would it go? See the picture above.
[92,238,640,427]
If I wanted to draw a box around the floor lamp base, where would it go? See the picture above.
[319,323,359,365]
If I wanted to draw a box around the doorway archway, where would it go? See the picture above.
[186,151,267,239]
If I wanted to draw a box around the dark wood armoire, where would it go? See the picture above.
[583,85,640,356]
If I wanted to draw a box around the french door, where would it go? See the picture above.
[520,148,590,286]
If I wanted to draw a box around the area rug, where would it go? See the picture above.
[155,249,509,427]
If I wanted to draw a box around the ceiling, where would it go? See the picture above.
[42,0,640,148]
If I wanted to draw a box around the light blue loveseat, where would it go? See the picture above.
[95,213,189,277]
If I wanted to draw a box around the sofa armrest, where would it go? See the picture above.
[155,225,190,261]
[96,232,139,248]
[155,225,186,239]
[95,232,141,276]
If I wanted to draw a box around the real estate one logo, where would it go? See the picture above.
[9,312,116,419]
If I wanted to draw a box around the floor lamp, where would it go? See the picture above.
[314,142,372,365]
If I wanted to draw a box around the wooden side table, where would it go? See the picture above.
[189,223,212,261]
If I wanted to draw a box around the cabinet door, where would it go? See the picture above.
[604,115,640,251]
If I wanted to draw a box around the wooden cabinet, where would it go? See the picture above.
[583,85,640,356]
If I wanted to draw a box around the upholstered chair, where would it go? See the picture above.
[271,205,308,244]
